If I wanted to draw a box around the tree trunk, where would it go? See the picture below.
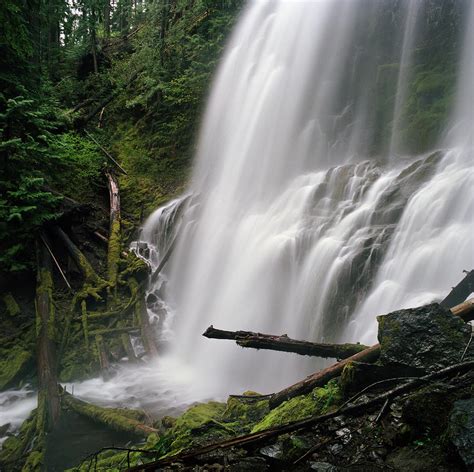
[203,326,368,359]
[35,238,61,430]
[269,344,381,408]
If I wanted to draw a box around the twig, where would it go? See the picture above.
[40,233,72,290]
[374,397,390,424]
[461,331,473,361]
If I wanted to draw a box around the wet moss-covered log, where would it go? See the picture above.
[105,169,121,291]
[51,226,105,286]
[203,326,368,359]
[269,344,381,408]
[62,392,158,436]
[35,239,61,430]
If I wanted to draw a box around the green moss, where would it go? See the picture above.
[222,396,270,428]
[167,401,228,454]
[3,293,20,316]
[0,411,36,467]
[21,450,43,472]
[107,218,121,288]
[251,380,342,433]
[0,345,32,390]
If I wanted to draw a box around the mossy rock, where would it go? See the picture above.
[0,346,33,390]
[167,401,230,454]
[252,380,341,433]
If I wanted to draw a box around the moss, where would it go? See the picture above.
[166,401,228,454]
[81,299,89,348]
[0,345,33,390]
[0,411,37,467]
[252,380,342,433]
[64,394,151,436]
[3,293,20,316]
[107,218,121,288]
[21,450,44,472]
[35,267,55,340]
[222,396,270,429]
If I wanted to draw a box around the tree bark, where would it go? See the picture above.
[269,344,381,408]
[450,298,474,322]
[35,238,61,430]
[203,326,368,359]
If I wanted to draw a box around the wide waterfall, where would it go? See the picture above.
[135,0,473,399]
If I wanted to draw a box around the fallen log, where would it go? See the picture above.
[51,226,105,286]
[61,393,158,437]
[269,344,381,408]
[128,361,474,471]
[450,298,474,322]
[441,270,474,308]
[92,230,128,258]
[203,326,368,359]
[150,232,179,284]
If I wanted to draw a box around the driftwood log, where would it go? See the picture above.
[203,326,368,359]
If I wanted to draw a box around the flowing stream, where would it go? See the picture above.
[1,0,473,445]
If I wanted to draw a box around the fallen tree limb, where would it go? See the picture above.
[450,298,474,322]
[87,130,127,175]
[40,232,72,291]
[51,226,105,286]
[441,270,474,308]
[269,343,381,408]
[62,392,158,436]
[89,326,141,336]
[150,232,179,284]
[128,361,474,471]
[203,326,368,359]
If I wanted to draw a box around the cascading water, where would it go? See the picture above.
[2,0,472,441]
[141,0,474,398]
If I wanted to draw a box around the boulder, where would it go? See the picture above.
[377,303,472,372]
[448,398,474,468]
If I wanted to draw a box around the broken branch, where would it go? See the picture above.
[203,326,368,359]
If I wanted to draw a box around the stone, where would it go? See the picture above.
[448,398,474,468]
[377,303,472,372]
[310,462,339,471]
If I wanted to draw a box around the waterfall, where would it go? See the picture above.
[137,0,474,398]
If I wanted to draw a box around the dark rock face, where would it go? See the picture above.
[449,399,474,468]
[377,303,472,372]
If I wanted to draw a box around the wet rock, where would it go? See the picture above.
[259,443,283,459]
[448,398,474,468]
[228,457,269,471]
[377,303,472,372]
[146,292,158,307]
[0,423,11,436]
[310,461,339,471]
[402,387,452,436]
